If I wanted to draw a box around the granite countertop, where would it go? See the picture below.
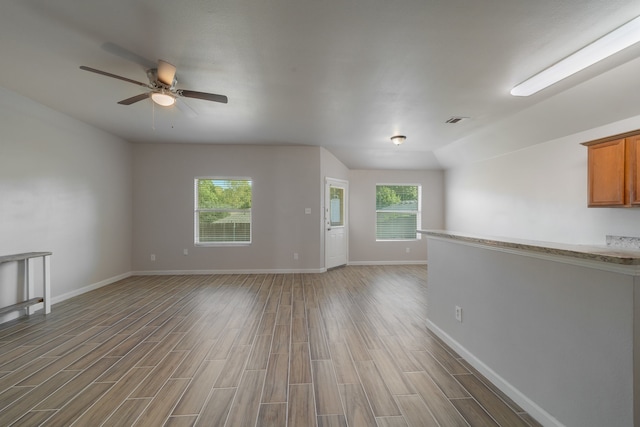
[418,230,640,266]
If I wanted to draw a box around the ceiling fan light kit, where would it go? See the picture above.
[391,135,406,146]
[151,90,176,106]
[511,15,640,96]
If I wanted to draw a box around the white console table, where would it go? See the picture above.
[0,252,51,316]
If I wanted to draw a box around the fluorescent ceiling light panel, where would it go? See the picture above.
[511,15,640,96]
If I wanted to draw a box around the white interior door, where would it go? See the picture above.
[325,178,348,269]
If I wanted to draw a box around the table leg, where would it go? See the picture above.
[43,255,51,314]
[26,258,35,315]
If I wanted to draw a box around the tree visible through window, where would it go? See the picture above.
[195,178,252,244]
[376,184,421,240]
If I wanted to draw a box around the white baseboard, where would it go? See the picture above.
[133,264,427,275]
[425,319,563,427]
[348,260,427,266]
[0,311,22,324]
[51,271,133,305]
[132,268,327,275]
[0,272,133,325]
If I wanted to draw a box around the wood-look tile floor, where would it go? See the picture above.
[0,265,542,427]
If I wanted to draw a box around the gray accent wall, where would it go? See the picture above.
[132,143,324,272]
[348,169,444,264]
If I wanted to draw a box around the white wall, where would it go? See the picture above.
[426,237,635,427]
[348,169,444,264]
[441,117,640,424]
[0,87,132,321]
[445,118,640,244]
[321,148,350,182]
[132,143,323,272]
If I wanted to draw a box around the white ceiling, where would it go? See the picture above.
[3,0,640,169]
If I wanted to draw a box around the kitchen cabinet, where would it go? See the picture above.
[583,133,640,207]
[632,135,640,205]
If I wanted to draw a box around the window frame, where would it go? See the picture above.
[375,183,422,241]
[194,177,253,246]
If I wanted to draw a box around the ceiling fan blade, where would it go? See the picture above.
[80,66,149,88]
[180,90,228,104]
[117,93,150,105]
[157,60,176,86]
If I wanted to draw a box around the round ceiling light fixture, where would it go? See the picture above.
[151,90,176,107]
[391,135,406,146]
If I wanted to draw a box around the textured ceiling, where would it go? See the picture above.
[2,0,640,169]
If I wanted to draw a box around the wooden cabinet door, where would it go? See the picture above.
[629,135,640,206]
[587,138,626,206]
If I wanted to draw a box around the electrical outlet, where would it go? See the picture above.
[183,248,188,256]
[406,247,410,253]
[455,306,463,322]
[150,254,156,261]
[293,253,299,260]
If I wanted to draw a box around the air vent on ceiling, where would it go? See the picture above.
[445,116,469,124]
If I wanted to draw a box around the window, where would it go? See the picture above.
[329,186,345,227]
[195,178,252,244]
[376,184,421,240]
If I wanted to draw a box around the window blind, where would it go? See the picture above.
[375,184,421,240]
[195,178,252,244]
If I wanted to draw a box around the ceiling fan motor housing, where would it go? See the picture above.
[147,68,176,90]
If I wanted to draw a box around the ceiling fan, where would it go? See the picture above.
[79,60,228,107]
